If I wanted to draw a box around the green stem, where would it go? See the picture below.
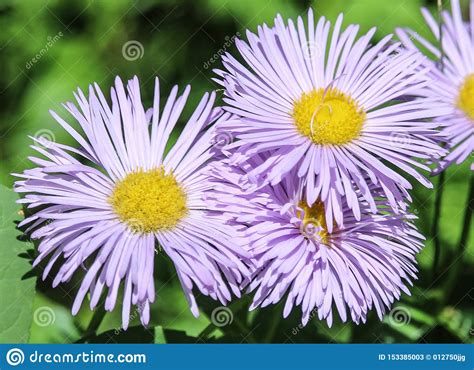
[444,174,474,305]
[263,308,280,343]
[431,0,445,278]
[431,171,446,278]
[199,323,218,341]
[458,175,474,254]
[77,305,107,343]
[234,316,257,343]
[437,0,444,68]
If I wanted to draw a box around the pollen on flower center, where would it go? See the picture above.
[457,73,474,121]
[298,200,330,244]
[110,167,187,233]
[292,88,365,145]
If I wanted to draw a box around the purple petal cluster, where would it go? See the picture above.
[208,155,423,326]
[15,77,250,329]
[397,0,474,173]
[207,8,468,326]
[215,9,450,226]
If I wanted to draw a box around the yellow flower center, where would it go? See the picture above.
[298,200,330,244]
[110,167,187,233]
[292,88,365,145]
[457,73,474,121]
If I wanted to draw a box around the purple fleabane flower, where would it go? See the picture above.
[14,76,250,329]
[397,0,474,173]
[215,9,449,228]
[208,155,424,327]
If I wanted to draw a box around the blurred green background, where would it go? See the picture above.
[0,0,472,344]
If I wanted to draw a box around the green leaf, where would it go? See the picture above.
[205,0,300,31]
[86,326,199,344]
[147,280,211,337]
[438,307,474,343]
[154,326,167,344]
[88,326,155,344]
[312,0,427,42]
[383,304,435,341]
[387,321,426,341]
[406,306,437,327]
[29,293,81,344]
[0,185,36,343]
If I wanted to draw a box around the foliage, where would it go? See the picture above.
[0,186,36,343]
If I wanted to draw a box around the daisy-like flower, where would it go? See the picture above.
[208,155,424,326]
[14,76,250,329]
[396,0,474,172]
[215,9,449,228]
